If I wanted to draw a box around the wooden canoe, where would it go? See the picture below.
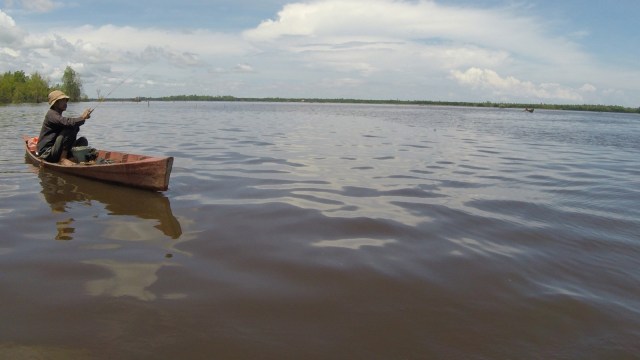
[23,135,173,191]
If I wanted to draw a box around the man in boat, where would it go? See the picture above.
[36,90,93,163]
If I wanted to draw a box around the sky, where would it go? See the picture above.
[1,0,639,106]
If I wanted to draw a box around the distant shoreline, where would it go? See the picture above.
[86,96,640,114]
[5,96,638,114]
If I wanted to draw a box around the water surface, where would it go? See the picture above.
[1,102,639,359]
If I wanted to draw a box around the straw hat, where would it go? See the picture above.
[48,90,70,106]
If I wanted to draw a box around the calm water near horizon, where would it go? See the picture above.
[1,102,639,359]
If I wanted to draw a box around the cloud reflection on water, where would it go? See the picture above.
[36,167,182,240]
[33,167,189,301]
[312,238,396,250]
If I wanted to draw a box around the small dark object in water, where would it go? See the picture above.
[524,108,534,113]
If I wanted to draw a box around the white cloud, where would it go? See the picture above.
[243,0,587,66]
[0,20,257,94]
[61,25,252,57]
[233,63,254,73]
[21,0,57,12]
[0,9,17,28]
[238,0,607,102]
[419,45,512,70]
[451,67,583,102]
[0,0,638,105]
[0,47,20,57]
[580,83,597,93]
[141,46,204,68]
[320,77,364,88]
[0,9,23,44]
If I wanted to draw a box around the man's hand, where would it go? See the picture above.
[82,108,93,120]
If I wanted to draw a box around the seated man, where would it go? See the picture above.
[37,90,93,163]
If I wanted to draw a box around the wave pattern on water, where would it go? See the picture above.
[1,103,640,359]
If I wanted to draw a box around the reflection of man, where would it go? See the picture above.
[37,170,182,239]
[38,170,85,213]
[36,90,93,163]
[56,218,75,241]
[38,171,81,241]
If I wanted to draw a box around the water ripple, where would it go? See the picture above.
[2,103,640,358]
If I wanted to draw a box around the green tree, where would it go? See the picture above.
[27,72,50,103]
[12,86,27,103]
[13,70,27,84]
[0,70,54,104]
[11,71,28,103]
[0,72,13,103]
[61,66,83,101]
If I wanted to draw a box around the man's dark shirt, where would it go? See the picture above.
[37,108,85,154]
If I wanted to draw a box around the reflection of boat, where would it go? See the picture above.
[35,166,182,239]
[22,135,173,191]
[524,107,534,113]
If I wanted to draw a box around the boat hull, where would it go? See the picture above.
[23,135,173,191]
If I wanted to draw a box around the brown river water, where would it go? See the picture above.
[1,102,639,359]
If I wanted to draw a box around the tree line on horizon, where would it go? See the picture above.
[142,95,640,114]
[0,67,85,105]
[2,68,638,114]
